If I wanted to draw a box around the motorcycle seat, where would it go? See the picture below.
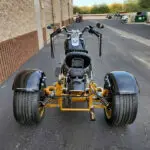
[69,68,84,78]
[65,52,91,68]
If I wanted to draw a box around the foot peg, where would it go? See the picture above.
[89,107,96,121]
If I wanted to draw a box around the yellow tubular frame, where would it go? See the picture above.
[44,81,109,112]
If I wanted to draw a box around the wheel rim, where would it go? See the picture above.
[38,91,45,118]
[38,105,45,118]
[90,111,96,120]
[105,108,112,119]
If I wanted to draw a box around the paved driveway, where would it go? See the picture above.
[0,20,150,150]
[100,19,150,39]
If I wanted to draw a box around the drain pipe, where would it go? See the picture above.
[60,0,63,27]
[51,0,55,28]
[68,0,70,24]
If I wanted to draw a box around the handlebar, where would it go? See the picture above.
[50,25,102,38]
[49,24,103,58]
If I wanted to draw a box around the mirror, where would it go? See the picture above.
[56,28,61,33]
[96,23,101,28]
[47,25,52,29]
[96,23,104,28]
[101,24,104,28]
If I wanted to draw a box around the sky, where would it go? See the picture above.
[73,0,124,6]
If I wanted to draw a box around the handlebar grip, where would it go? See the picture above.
[56,28,61,33]
[82,26,90,33]
[51,28,61,37]
[62,27,68,32]
[93,30,100,37]
[89,29,99,37]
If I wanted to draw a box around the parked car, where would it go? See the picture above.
[121,15,128,24]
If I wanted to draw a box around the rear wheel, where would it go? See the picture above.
[13,91,45,125]
[104,94,138,126]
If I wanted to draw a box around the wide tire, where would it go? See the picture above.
[104,94,138,126]
[13,91,45,125]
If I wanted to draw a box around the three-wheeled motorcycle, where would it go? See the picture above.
[12,23,139,126]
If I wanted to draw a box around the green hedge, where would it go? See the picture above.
[73,1,150,14]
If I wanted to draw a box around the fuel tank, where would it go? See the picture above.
[64,39,85,51]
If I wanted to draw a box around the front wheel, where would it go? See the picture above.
[104,94,138,126]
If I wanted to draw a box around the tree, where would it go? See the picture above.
[91,4,110,14]
[139,0,150,9]
[79,6,91,14]
[109,3,122,13]
[73,6,81,14]
[124,0,141,12]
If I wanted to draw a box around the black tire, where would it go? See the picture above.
[13,91,45,125]
[104,94,138,126]
[55,67,61,77]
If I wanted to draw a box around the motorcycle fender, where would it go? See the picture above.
[12,69,46,92]
[104,71,140,95]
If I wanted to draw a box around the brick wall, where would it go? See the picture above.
[0,0,39,84]
[0,0,36,42]
[0,0,73,84]
[44,0,73,42]
[43,27,47,45]
[40,0,46,28]
[0,0,73,45]
[43,0,53,42]
[62,0,69,22]
[69,0,73,19]
[53,0,61,25]
[0,31,38,83]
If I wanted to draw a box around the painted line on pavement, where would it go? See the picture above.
[104,24,150,47]
[0,84,7,89]
[133,55,150,69]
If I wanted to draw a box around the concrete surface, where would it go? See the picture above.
[0,0,36,42]
[103,24,150,47]
[100,19,150,39]
[1,20,150,150]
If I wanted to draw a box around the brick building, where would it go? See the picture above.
[0,0,73,83]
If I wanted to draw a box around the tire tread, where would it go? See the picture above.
[13,91,45,125]
[105,94,138,126]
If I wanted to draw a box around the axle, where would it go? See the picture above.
[42,83,109,110]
